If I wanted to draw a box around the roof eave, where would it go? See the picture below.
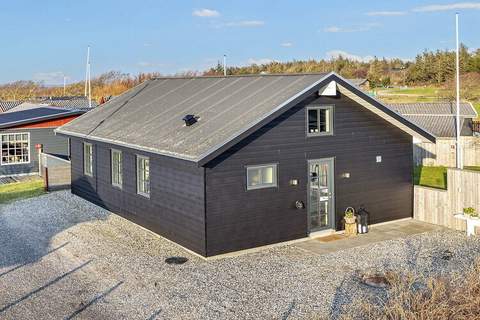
[0,110,84,130]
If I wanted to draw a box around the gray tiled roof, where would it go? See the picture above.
[387,102,477,138]
[402,115,467,138]
[5,98,97,113]
[57,73,435,162]
[43,97,98,110]
[388,102,477,117]
[0,101,24,113]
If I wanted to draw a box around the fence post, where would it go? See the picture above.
[44,167,49,191]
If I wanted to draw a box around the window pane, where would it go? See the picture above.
[84,143,93,175]
[307,107,332,135]
[137,156,150,196]
[308,109,318,133]
[247,165,277,190]
[1,133,29,165]
[111,150,122,187]
[262,167,273,184]
[248,168,262,186]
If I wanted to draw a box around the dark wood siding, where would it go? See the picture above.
[204,93,413,256]
[0,128,69,176]
[70,138,206,255]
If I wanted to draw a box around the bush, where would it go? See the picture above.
[343,259,480,320]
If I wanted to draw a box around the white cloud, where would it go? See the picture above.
[326,50,375,62]
[366,11,407,16]
[192,8,220,17]
[324,23,380,33]
[280,42,293,47]
[32,71,65,85]
[413,2,480,12]
[224,20,265,27]
[247,58,275,65]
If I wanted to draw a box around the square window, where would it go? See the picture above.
[0,133,29,165]
[306,106,333,136]
[246,164,278,190]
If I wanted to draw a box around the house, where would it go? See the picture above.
[0,106,89,177]
[56,72,435,257]
[388,102,480,167]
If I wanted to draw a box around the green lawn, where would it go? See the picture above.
[474,102,480,119]
[0,178,46,204]
[414,166,448,190]
[465,166,480,172]
[383,87,441,96]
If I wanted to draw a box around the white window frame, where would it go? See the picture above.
[83,142,93,177]
[246,163,278,190]
[306,105,334,137]
[136,155,150,198]
[0,132,30,166]
[111,149,123,189]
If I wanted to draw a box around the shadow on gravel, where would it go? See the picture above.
[0,191,109,270]
[64,280,124,320]
[0,260,93,314]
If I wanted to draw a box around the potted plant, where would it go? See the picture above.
[463,207,478,219]
[344,207,357,236]
[344,207,356,224]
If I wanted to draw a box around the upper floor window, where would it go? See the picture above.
[111,149,122,188]
[137,155,150,197]
[1,133,29,165]
[307,106,333,136]
[246,164,278,190]
[83,142,93,176]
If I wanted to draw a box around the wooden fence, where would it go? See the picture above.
[39,153,71,191]
[414,137,480,167]
[414,168,480,231]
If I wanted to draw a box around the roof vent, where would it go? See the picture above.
[182,114,197,126]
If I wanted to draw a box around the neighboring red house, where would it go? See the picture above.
[0,103,93,177]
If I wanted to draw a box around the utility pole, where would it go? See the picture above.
[63,75,66,96]
[455,13,463,169]
[223,54,227,76]
[85,46,90,97]
[84,46,92,108]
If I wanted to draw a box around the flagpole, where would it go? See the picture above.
[455,13,462,169]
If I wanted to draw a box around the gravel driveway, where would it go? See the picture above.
[1,191,480,319]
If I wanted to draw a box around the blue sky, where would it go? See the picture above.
[1,1,479,84]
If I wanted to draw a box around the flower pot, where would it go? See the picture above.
[345,216,356,224]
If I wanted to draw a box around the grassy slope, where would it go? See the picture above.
[414,166,480,190]
[474,102,480,118]
[414,166,447,190]
[0,178,45,204]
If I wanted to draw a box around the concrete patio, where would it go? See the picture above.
[295,219,446,255]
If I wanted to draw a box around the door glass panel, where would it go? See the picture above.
[309,160,333,231]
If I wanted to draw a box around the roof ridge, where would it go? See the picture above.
[151,72,330,80]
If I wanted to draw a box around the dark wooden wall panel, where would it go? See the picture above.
[70,138,206,255]
[205,93,413,256]
[0,128,68,176]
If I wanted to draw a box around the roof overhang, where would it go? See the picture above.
[0,110,84,130]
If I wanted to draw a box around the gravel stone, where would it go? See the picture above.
[1,191,480,319]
